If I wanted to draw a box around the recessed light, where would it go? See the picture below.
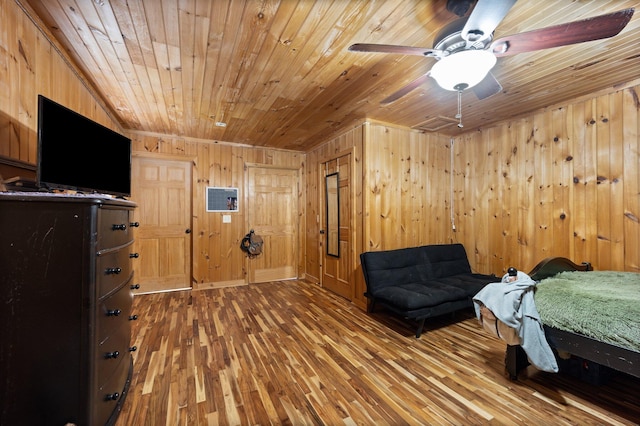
[215,121,227,127]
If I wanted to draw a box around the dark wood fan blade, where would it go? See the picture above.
[490,8,635,57]
[472,72,502,100]
[381,73,431,105]
[348,43,439,57]
[462,0,517,42]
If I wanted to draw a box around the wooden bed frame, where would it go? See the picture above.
[505,257,640,380]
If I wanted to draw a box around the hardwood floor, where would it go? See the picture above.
[116,280,640,425]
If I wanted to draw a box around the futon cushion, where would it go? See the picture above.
[374,281,468,310]
[423,244,472,277]
[430,274,494,297]
[361,247,434,294]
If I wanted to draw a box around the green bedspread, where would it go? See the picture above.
[535,271,640,352]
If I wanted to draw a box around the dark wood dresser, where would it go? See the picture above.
[0,193,139,425]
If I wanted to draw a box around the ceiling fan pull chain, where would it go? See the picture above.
[456,90,463,128]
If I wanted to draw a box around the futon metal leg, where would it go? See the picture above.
[415,318,426,338]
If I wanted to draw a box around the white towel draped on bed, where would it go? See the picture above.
[473,271,559,373]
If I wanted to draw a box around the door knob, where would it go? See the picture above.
[185,229,192,234]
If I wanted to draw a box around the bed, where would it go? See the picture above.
[505,257,640,381]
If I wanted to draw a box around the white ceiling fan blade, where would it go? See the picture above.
[461,0,517,43]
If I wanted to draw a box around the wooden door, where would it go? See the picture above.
[322,156,352,299]
[247,166,299,283]
[131,156,192,293]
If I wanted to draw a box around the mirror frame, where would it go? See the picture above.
[325,172,340,257]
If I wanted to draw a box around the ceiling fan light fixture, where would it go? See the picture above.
[430,49,497,91]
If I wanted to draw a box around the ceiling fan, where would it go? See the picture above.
[349,0,635,106]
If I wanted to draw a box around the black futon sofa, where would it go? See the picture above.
[360,243,496,337]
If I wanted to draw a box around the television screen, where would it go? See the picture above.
[37,95,132,197]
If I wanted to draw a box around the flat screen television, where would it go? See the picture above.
[37,95,132,197]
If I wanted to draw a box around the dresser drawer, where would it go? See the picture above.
[94,354,131,426]
[97,243,134,298]
[96,321,131,389]
[97,281,134,345]
[97,207,135,250]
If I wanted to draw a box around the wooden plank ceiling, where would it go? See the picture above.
[22,0,640,151]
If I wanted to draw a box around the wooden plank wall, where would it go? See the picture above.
[363,122,454,251]
[314,89,638,289]
[129,133,305,289]
[453,82,640,275]
[0,0,123,168]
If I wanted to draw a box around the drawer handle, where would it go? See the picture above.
[105,267,122,275]
[130,253,139,258]
[107,309,122,317]
[105,351,120,359]
[129,346,138,352]
[130,222,140,227]
[112,224,127,231]
[129,314,138,321]
[130,283,140,290]
[105,392,120,401]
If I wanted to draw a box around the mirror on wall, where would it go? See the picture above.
[325,172,339,257]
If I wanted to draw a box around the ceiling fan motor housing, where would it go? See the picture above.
[433,17,492,54]
[446,0,475,17]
